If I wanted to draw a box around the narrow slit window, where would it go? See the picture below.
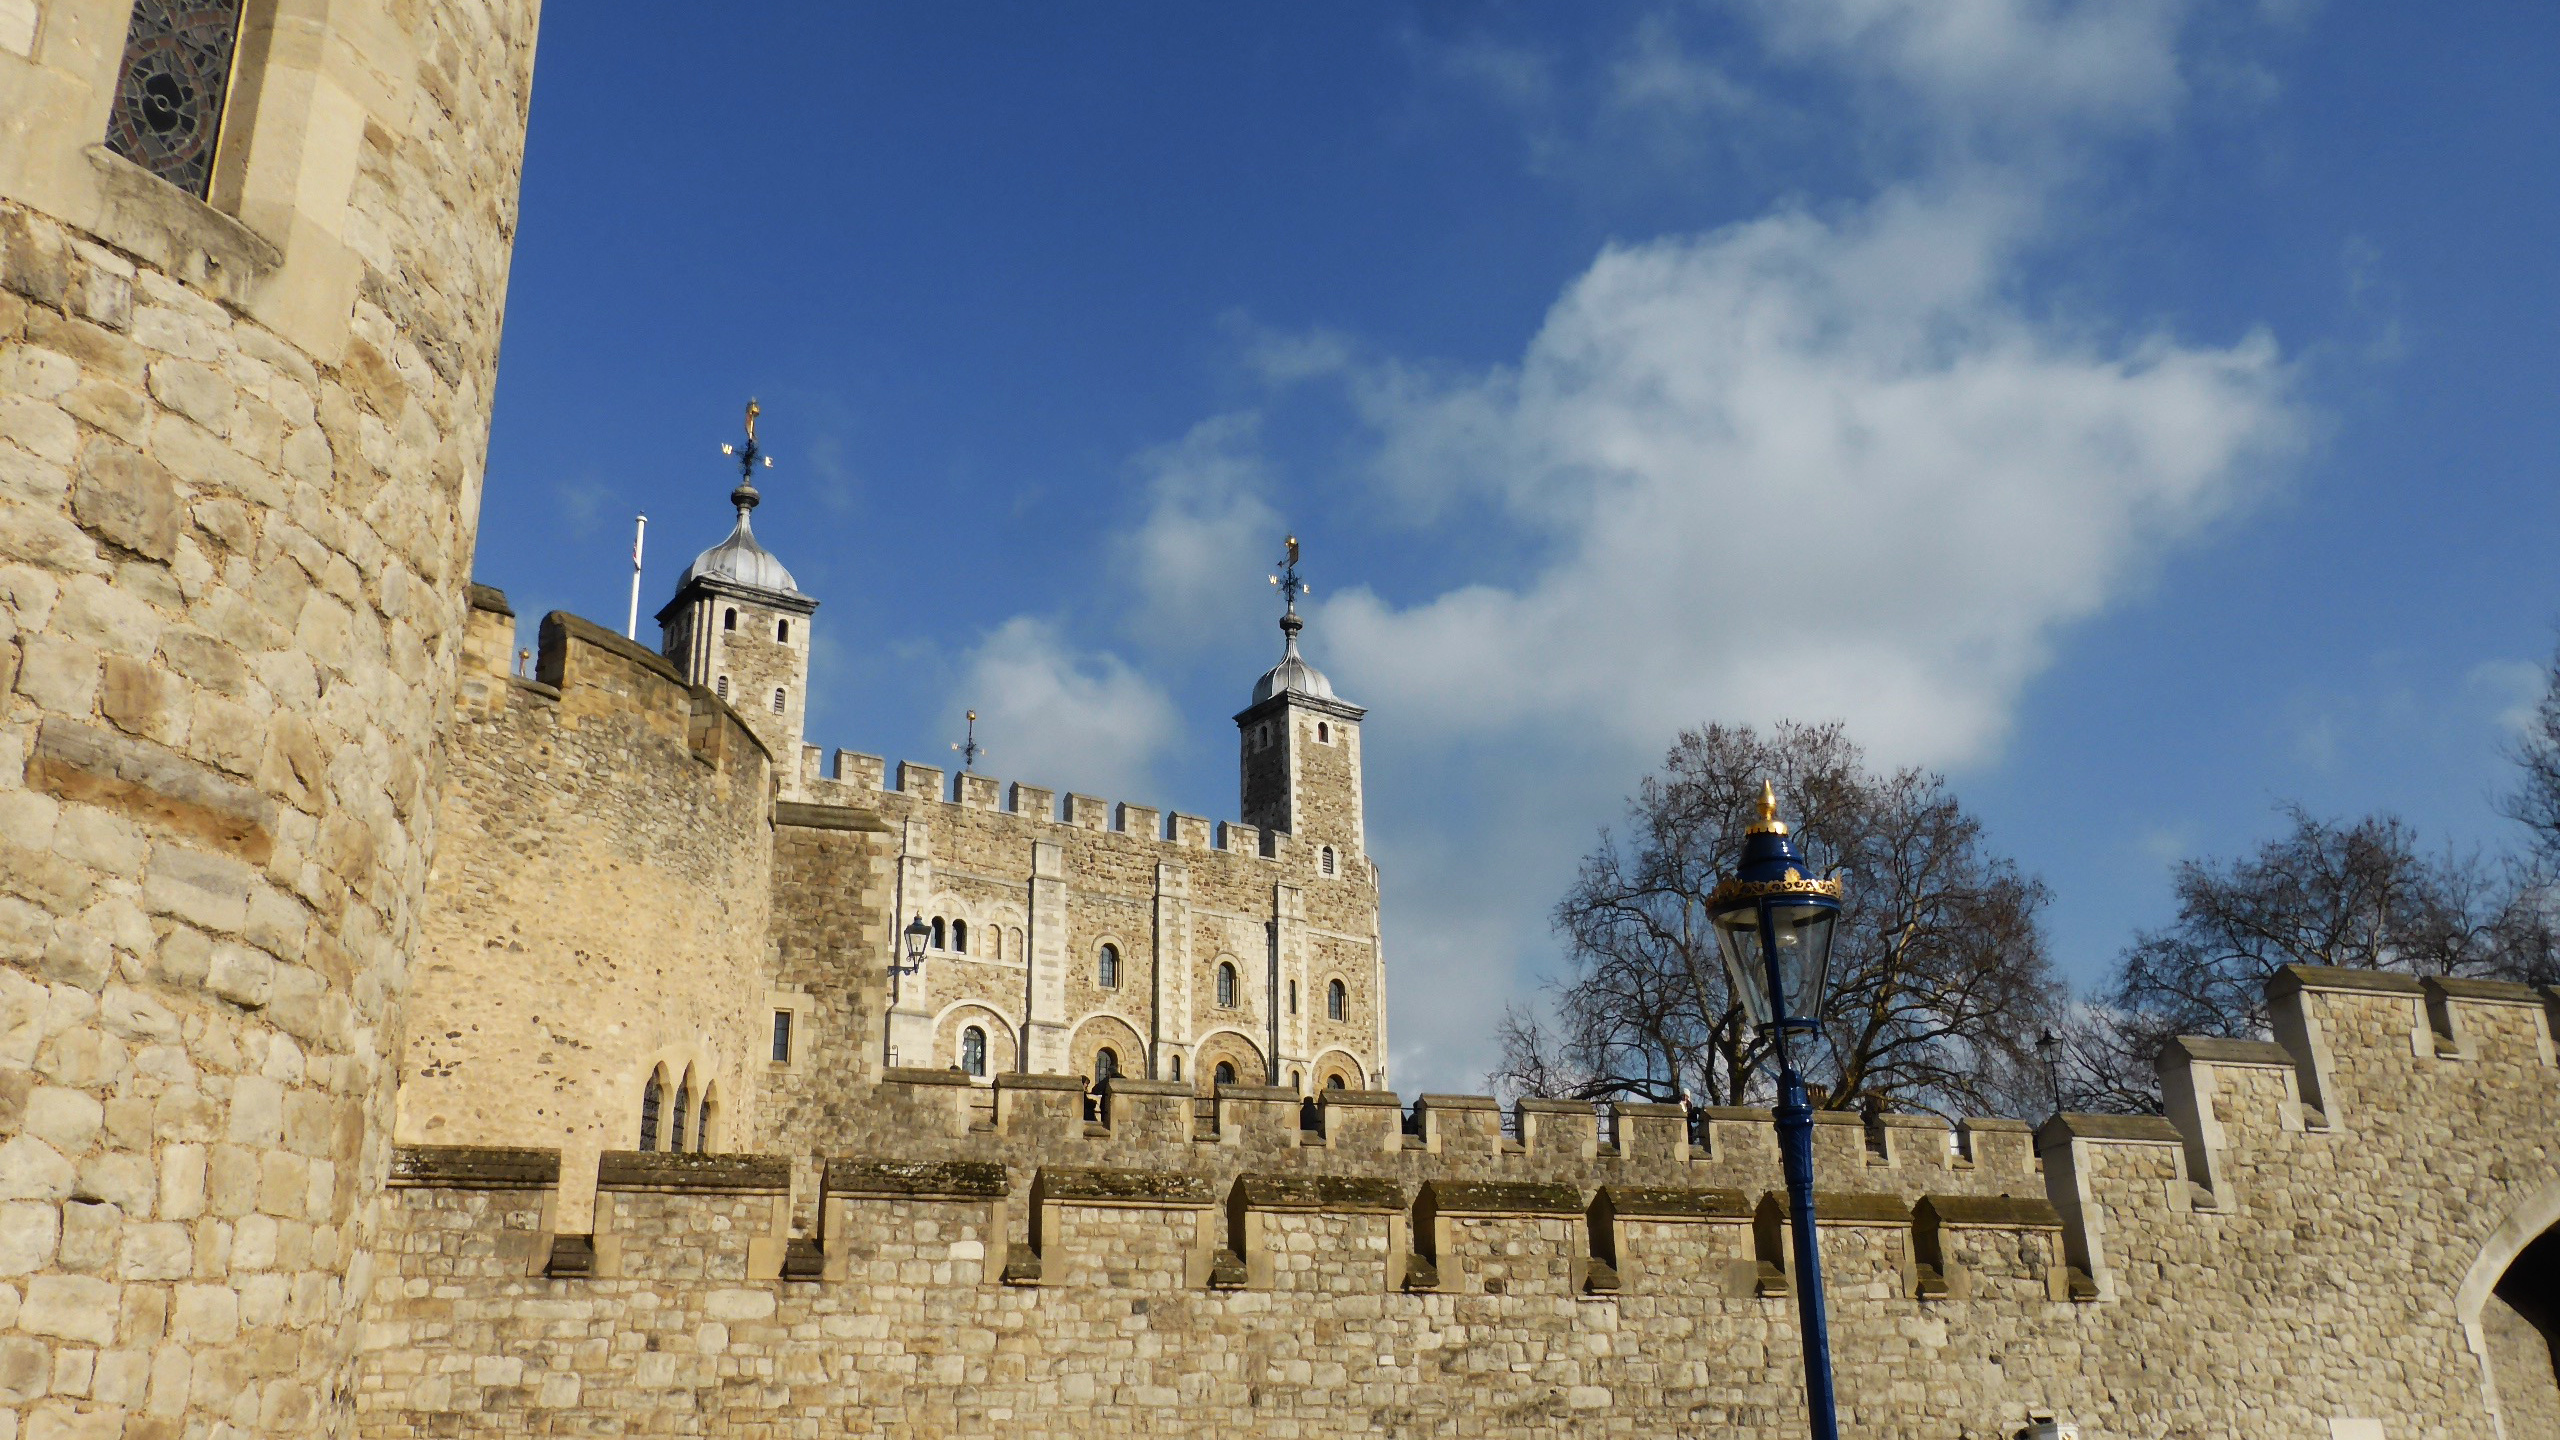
[639,1068,664,1152]
[1288,980,1298,1014]
[1168,1054,1181,1082]
[776,619,789,642]
[695,1085,714,1153]
[104,0,243,199]
[1317,722,1330,743]
[724,608,737,631]
[771,1011,793,1064]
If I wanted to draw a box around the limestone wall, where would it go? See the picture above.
[351,967,2560,1439]
[0,3,537,1437]
[398,602,775,1225]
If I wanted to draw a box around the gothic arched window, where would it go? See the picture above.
[961,1025,987,1077]
[1095,1048,1119,1086]
[1098,943,1120,989]
[671,1075,691,1151]
[1328,979,1346,1021]
[639,1067,665,1152]
[951,919,968,953]
[696,1084,714,1153]
[1215,1061,1237,1087]
[1216,963,1237,1009]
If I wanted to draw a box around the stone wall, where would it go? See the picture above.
[352,966,2560,1439]
[397,602,774,1225]
[0,4,537,1438]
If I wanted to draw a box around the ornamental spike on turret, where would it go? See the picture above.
[1252,534,1339,705]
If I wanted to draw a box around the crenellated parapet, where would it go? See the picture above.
[354,964,2560,1439]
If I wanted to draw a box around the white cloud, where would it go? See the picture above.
[1742,0,2195,133]
[2470,659,2546,739]
[1326,180,2300,773]
[1117,414,1283,652]
[949,618,1181,804]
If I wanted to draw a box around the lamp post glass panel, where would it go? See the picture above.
[894,915,929,982]
[1707,782,1846,1440]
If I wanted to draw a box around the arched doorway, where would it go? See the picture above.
[2485,1225,2560,1436]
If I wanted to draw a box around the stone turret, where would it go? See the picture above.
[0,2,539,1435]
[657,402,817,780]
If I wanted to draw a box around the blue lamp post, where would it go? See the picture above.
[1709,782,1847,1440]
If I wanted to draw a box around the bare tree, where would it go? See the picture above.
[2504,637,2560,867]
[2077,807,2559,1111]
[1495,722,2061,1119]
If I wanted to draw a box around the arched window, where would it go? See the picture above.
[1168,1054,1182,1082]
[1328,979,1346,1021]
[961,1026,987,1077]
[671,1075,691,1151]
[1094,1048,1119,1086]
[1289,1070,1301,1090]
[931,917,947,951]
[1321,846,1336,877]
[777,619,790,642]
[639,1068,664,1151]
[1098,943,1120,989]
[696,1085,714,1153]
[1216,963,1237,1008]
[951,919,968,953]
[723,608,737,631]
[1326,1074,1345,1090]
[1317,722,1330,743]
[1214,1060,1237,1087]
[772,687,786,714]
[715,675,728,700]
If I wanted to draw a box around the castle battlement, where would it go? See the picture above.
[355,962,2560,1438]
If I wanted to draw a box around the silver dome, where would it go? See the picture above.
[1250,622,1335,705]
[680,510,799,595]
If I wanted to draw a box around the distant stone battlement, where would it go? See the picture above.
[355,964,2560,1439]
[790,744,1365,874]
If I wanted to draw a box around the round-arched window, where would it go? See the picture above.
[715,675,728,700]
[961,1026,987,1077]
[723,608,737,632]
[1317,722,1330,742]
[1095,1048,1119,1086]
[1321,845,1336,876]
[1099,943,1120,989]
[1216,963,1237,1008]
[1327,1074,1346,1090]
[1168,1054,1182,1081]
[1215,1061,1237,1087]
[777,619,789,642]
[771,687,786,714]
[952,919,968,953]
[932,917,947,951]
[1328,979,1346,1021]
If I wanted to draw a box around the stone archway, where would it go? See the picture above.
[2463,1180,2560,1438]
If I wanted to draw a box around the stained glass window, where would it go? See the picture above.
[104,1,244,199]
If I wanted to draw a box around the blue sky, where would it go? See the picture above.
[472,2,2560,1092]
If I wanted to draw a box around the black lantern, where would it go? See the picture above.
[1708,782,1844,1030]
[894,914,930,979]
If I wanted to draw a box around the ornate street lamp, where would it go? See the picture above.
[2037,1028,2065,1114]
[1709,781,1847,1440]
[893,915,930,982]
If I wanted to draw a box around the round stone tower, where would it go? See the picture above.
[0,4,539,1435]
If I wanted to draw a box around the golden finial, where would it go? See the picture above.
[744,398,761,443]
[1746,779,1788,836]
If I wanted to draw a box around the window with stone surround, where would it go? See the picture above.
[770,1010,792,1065]
[772,687,785,714]
[1099,943,1120,989]
[716,675,728,700]
[777,618,789,642]
[1215,1060,1237,1087]
[671,1075,691,1150]
[1328,978,1346,1021]
[104,0,245,199]
[1168,1054,1182,1081]
[724,608,737,631]
[961,1026,987,1077]
[952,919,968,953]
[695,1085,714,1153]
[931,916,946,951]
[1217,962,1237,1008]
[1321,845,1336,876]
[1095,1048,1119,1086]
